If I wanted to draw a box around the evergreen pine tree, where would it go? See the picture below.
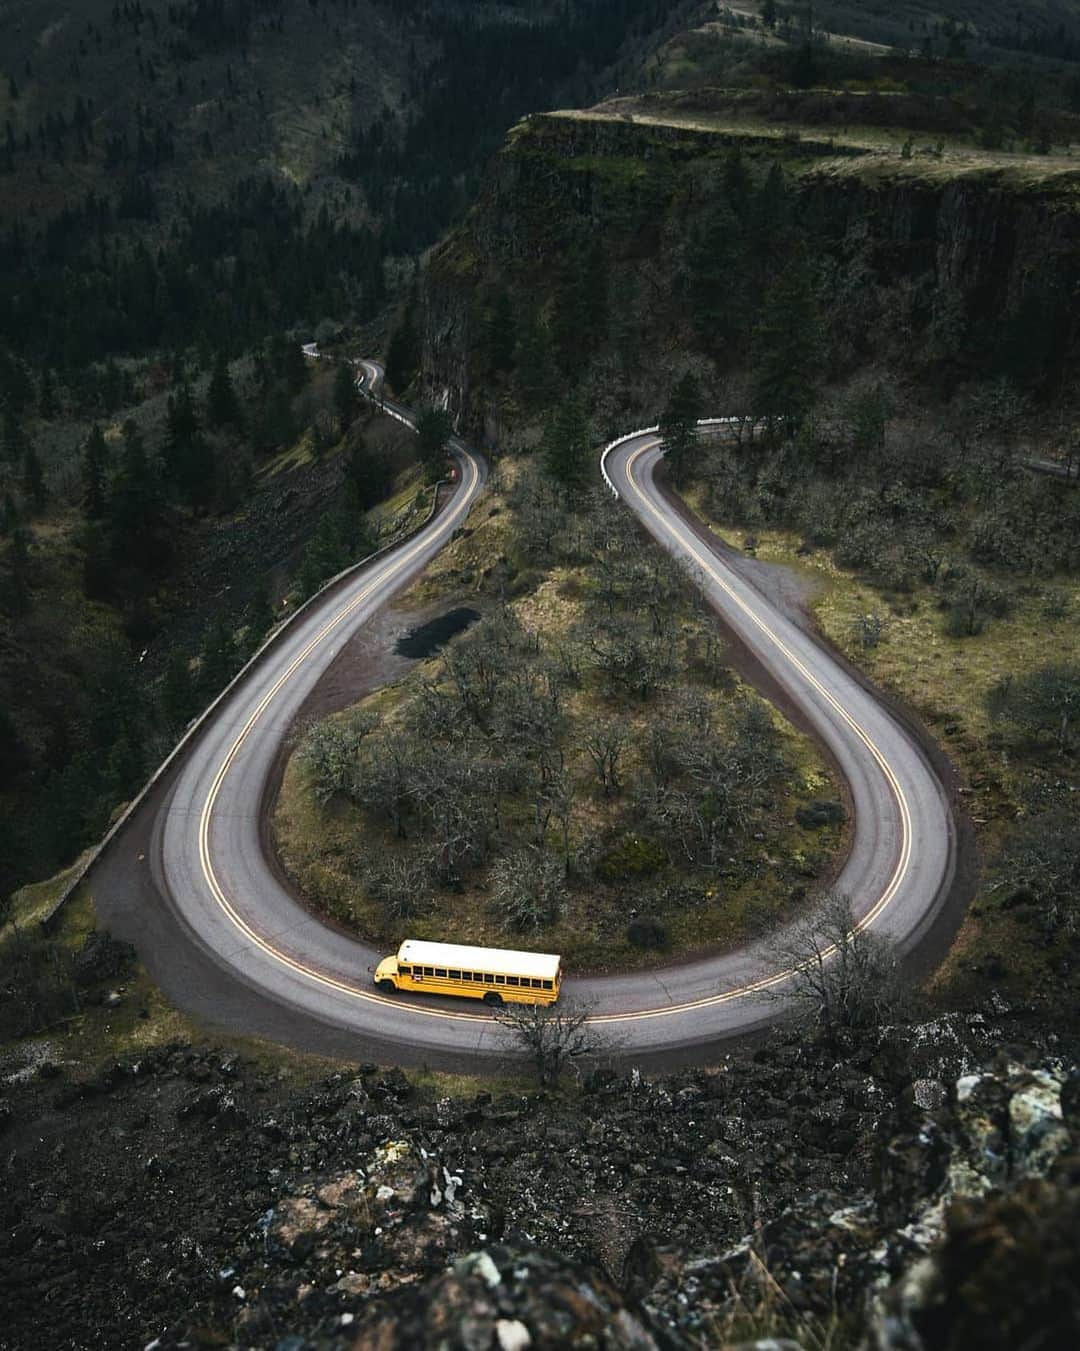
[2,406,22,463]
[166,384,215,506]
[416,407,453,483]
[109,420,170,574]
[346,437,389,510]
[161,646,198,731]
[252,384,296,453]
[659,372,702,485]
[334,362,358,431]
[206,351,241,428]
[39,367,58,419]
[298,512,347,598]
[0,491,17,536]
[543,392,590,493]
[284,342,309,396]
[751,261,824,433]
[245,576,274,648]
[385,301,420,393]
[198,617,237,698]
[751,162,793,277]
[83,424,109,519]
[3,524,31,615]
[22,444,45,511]
[723,146,751,213]
[104,732,143,801]
[688,191,748,358]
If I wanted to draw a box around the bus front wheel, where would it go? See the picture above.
[377,979,395,993]
[483,991,503,1006]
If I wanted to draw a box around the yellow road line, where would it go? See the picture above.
[191,433,914,1031]
[197,452,493,1024]
[588,441,913,1024]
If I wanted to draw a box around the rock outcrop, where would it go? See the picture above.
[422,108,1080,439]
[1,1015,1076,1348]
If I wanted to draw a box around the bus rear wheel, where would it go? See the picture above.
[483,991,503,1006]
[377,979,396,993]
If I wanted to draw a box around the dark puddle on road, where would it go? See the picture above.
[395,607,480,659]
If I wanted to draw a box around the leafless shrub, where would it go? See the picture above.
[493,998,604,1088]
[768,890,907,1041]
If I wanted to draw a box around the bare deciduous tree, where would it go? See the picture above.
[988,664,1080,754]
[490,847,567,931]
[362,854,432,924]
[587,616,675,700]
[853,612,886,650]
[768,890,907,1040]
[493,999,603,1087]
[583,721,628,795]
[298,710,377,803]
[994,808,1080,940]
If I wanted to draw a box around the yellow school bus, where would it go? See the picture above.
[374,939,561,1006]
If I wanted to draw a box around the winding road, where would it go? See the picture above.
[91,364,962,1069]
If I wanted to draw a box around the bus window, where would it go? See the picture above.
[484,973,494,984]
[531,978,543,989]
[448,969,461,979]
[542,980,553,990]
[506,976,519,986]
[424,966,434,977]
[495,975,505,985]
[399,966,411,975]
[435,968,447,978]
[461,971,473,981]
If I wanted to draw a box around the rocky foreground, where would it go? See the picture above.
[1,1008,1077,1350]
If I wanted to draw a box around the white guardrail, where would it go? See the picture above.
[600,416,745,499]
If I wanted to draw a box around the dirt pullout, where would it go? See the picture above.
[258,596,487,942]
[290,598,482,726]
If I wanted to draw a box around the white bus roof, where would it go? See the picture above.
[398,939,561,981]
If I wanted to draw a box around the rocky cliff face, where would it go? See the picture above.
[1,1012,1076,1348]
[421,111,1080,438]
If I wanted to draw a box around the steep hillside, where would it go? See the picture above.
[0,0,692,370]
[421,94,1080,430]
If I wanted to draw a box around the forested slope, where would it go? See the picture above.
[0,0,693,900]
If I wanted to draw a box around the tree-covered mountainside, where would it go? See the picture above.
[648,2,1080,136]
[0,0,690,372]
[0,0,692,900]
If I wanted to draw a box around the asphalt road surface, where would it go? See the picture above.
[91,375,960,1069]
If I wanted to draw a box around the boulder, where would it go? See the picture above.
[349,1245,673,1349]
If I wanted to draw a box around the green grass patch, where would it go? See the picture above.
[1,862,378,1081]
[259,428,320,476]
[4,855,92,934]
